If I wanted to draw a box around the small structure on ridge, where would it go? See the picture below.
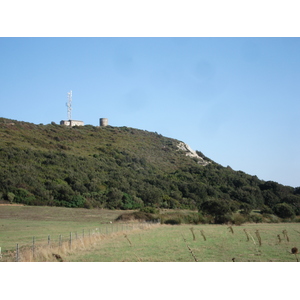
[60,91,84,127]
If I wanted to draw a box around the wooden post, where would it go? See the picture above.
[16,243,19,262]
[59,235,62,248]
[32,236,35,258]
[69,232,72,250]
[48,235,51,247]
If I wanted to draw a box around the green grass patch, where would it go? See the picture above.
[1,206,300,262]
[0,206,128,252]
[67,223,300,262]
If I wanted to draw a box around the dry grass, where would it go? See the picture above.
[0,206,132,253]
[1,222,158,262]
[0,206,126,222]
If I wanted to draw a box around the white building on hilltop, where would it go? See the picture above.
[60,120,84,127]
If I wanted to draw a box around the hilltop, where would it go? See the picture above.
[0,117,299,219]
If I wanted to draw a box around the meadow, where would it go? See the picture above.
[1,206,299,262]
[66,223,300,262]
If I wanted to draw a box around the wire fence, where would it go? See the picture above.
[1,221,160,262]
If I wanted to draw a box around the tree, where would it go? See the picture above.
[200,199,233,224]
[273,203,295,219]
[7,192,15,204]
[106,188,123,209]
[283,195,300,215]
[240,203,252,215]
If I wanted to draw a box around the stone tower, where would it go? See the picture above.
[100,118,108,126]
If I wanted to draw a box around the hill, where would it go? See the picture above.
[0,117,299,218]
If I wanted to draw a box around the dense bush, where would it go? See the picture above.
[164,219,181,225]
[231,213,247,225]
[262,214,280,223]
[0,118,299,217]
[214,213,233,224]
[273,203,296,219]
[140,206,159,214]
[248,214,263,223]
[199,199,237,224]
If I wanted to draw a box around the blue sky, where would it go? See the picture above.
[1,37,299,187]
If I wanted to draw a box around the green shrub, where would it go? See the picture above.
[274,203,295,219]
[260,205,274,215]
[7,192,15,203]
[214,213,233,224]
[239,203,252,215]
[249,214,263,223]
[200,199,232,217]
[294,216,300,223]
[159,211,203,224]
[200,215,214,224]
[70,195,85,208]
[140,206,159,214]
[232,213,247,225]
[181,213,203,224]
[263,214,280,223]
[121,193,142,210]
[164,219,181,225]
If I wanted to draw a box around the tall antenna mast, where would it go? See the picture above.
[67,90,72,120]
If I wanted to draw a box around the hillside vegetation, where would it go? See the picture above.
[0,117,299,221]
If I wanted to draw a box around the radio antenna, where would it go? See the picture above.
[66,90,72,120]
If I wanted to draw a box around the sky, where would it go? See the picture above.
[0,37,299,187]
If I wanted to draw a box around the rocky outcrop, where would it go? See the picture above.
[177,142,210,166]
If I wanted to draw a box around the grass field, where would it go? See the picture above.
[1,206,300,262]
[66,223,300,262]
[0,206,129,255]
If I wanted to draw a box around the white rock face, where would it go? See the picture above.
[177,142,209,166]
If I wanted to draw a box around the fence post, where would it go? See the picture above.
[70,232,72,250]
[32,237,35,259]
[16,243,19,262]
[48,235,51,247]
[83,229,85,239]
[59,235,62,248]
